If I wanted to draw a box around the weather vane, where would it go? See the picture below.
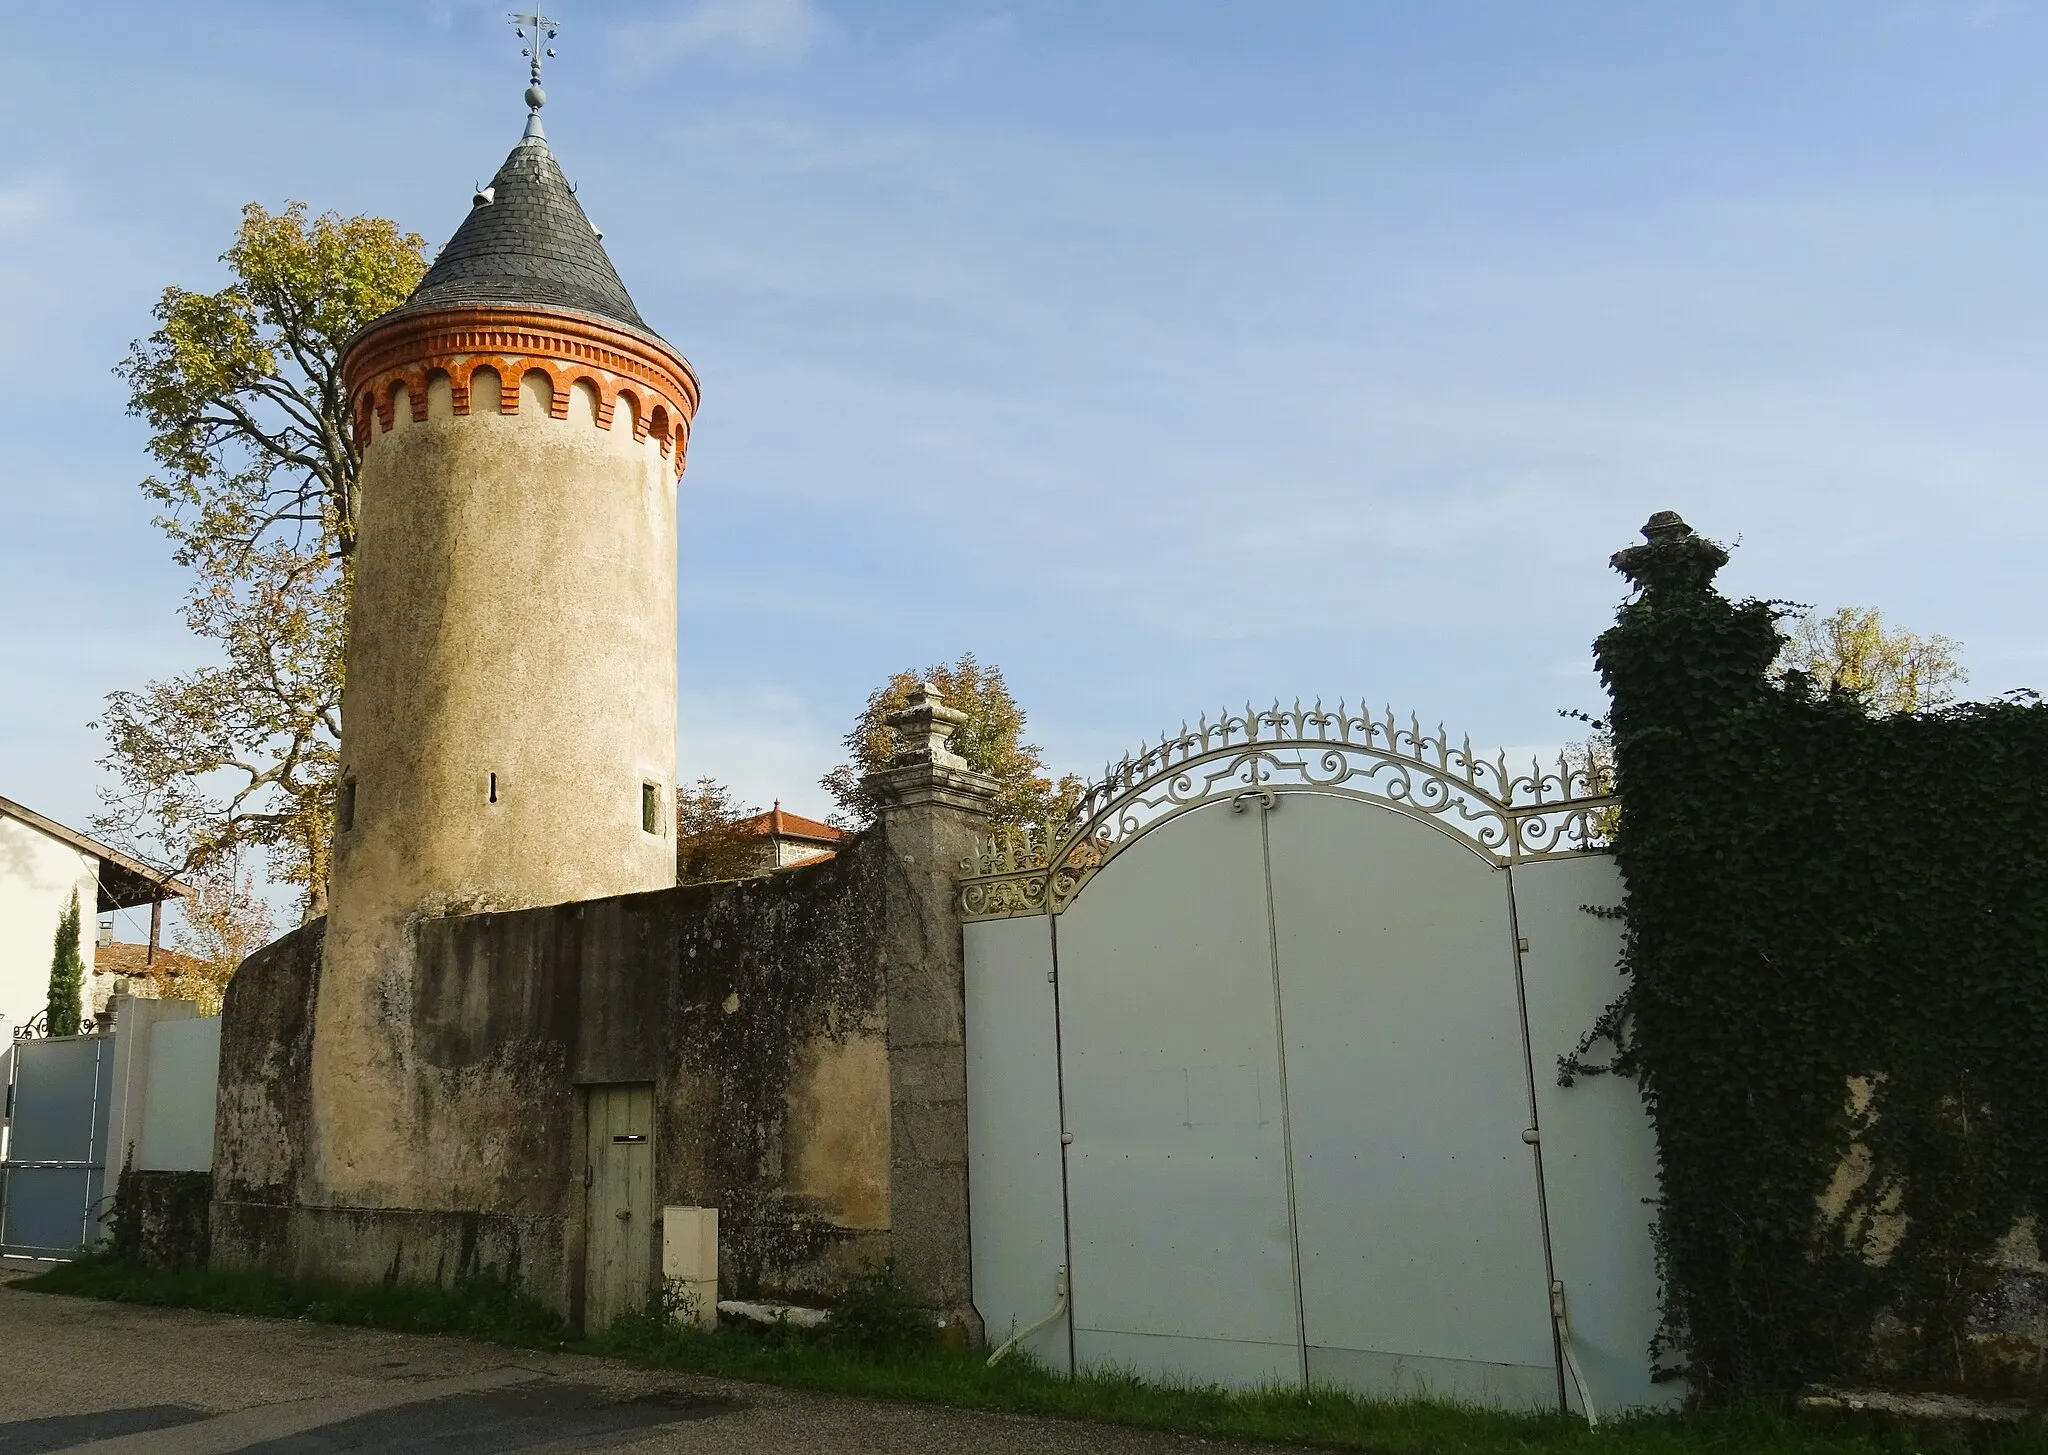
[510,10,559,114]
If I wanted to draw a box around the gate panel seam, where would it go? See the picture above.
[1252,795,1311,1391]
[1506,862,1570,1412]
[1048,909,1078,1378]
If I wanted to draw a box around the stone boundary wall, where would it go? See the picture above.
[211,838,889,1319]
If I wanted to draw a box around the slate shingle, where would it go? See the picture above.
[387,130,657,340]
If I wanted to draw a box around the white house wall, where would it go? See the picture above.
[0,814,98,1037]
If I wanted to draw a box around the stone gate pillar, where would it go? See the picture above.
[863,683,998,1342]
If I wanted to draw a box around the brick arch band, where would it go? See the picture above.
[342,306,701,478]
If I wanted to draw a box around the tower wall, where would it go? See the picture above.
[307,306,697,1208]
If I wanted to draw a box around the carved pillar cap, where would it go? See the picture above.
[885,682,971,772]
[1640,509,1691,542]
[866,682,998,813]
[1610,509,1730,594]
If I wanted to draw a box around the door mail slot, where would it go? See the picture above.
[612,1133,647,1144]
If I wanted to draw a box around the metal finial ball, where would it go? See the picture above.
[526,83,547,110]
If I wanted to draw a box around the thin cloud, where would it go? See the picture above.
[612,0,825,72]
[905,13,1017,87]
[0,183,52,237]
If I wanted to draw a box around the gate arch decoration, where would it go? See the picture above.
[959,699,1674,1416]
[960,699,1612,924]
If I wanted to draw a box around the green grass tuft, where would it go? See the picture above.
[18,1257,2048,1453]
[20,1253,571,1346]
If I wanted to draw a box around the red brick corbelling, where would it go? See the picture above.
[341,305,700,477]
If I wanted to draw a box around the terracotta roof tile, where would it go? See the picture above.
[737,803,848,844]
[91,942,210,979]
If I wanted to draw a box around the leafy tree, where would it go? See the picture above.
[96,203,427,917]
[676,778,766,886]
[1775,606,1965,715]
[821,654,1082,832]
[1557,710,1619,845]
[164,849,275,1016]
[46,889,85,1038]
[1565,606,1967,839]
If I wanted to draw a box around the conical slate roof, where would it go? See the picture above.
[388,124,653,337]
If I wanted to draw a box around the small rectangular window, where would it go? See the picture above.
[642,781,661,835]
[338,776,357,832]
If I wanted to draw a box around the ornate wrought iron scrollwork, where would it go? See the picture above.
[957,698,1615,921]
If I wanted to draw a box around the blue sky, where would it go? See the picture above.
[5,1,2046,926]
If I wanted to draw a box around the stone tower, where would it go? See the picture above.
[308,82,698,1215]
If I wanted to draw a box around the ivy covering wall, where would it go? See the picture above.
[1594,513,2048,1400]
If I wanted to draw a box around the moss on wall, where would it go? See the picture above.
[112,1168,214,1271]
[658,840,886,1296]
[211,918,324,1269]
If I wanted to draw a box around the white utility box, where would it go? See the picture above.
[661,1205,718,1329]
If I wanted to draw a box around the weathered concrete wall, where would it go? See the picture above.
[112,1168,213,1271]
[215,918,553,1292]
[313,368,681,1209]
[214,840,888,1317]
[211,918,323,1271]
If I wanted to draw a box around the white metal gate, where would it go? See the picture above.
[1,1035,114,1259]
[963,703,1676,1412]
[1057,797,1300,1388]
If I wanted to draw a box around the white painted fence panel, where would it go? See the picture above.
[964,912,1069,1367]
[136,1015,221,1172]
[1512,853,1683,1415]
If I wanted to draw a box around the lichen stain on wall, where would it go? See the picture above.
[210,917,324,1265]
[787,1036,890,1230]
[662,837,888,1297]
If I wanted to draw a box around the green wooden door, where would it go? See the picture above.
[584,1083,655,1330]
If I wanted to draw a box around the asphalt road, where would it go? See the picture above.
[0,1275,1288,1454]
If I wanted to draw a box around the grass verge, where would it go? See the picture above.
[15,1257,2043,1455]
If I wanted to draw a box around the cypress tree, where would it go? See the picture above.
[45,888,85,1037]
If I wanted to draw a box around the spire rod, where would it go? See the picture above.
[509,9,559,133]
